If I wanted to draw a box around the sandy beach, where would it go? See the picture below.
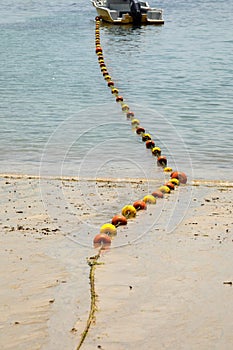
[0,173,232,350]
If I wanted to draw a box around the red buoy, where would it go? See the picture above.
[145,140,155,149]
[126,111,134,119]
[133,200,147,210]
[157,156,167,167]
[171,171,187,184]
[111,215,127,226]
[116,96,123,102]
[136,127,145,135]
[95,46,102,53]
[93,233,111,249]
[152,190,164,198]
[164,182,175,190]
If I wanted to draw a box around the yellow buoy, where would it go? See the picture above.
[104,75,112,81]
[159,185,171,194]
[122,104,129,112]
[100,223,117,237]
[151,147,161,157]
[131,118,140,127]
[169,178,180,186]
[122,205,137,219]
[142,133,151,142]
[164,167,173,172]
[143,195,156,204]
[111,88,119,95]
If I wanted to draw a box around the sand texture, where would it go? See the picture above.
[0,174,232,350]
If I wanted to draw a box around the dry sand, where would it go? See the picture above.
[0,174,232,350]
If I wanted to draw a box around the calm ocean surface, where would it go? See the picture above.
[0,0,232,181]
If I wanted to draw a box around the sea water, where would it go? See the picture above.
[0,0,232,181]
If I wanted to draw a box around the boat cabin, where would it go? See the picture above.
[105,0,149,19]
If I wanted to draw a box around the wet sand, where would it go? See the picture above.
[0,174,232,350]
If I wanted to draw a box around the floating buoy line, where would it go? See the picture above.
[93,15,187,249]
[75,17,188,349]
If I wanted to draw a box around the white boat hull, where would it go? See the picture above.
[92,0,164,25]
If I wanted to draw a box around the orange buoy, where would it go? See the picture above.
[116,95,124,102]
[99,62,106,67]
[159,185,171,194]
[95,16,101,21]
[136,126,145,135]
[142,133,151,142]
[126,111,134,119]
[122,205,137,218]
[151,147,161,157]
[111,215,127,226]
[102,71,109,76]
[108,81,114,87]
[143,195,156,204]
[164,182,175,190]
[157,156,167,167]
[145,140,155,149]
[93,233,111,249]
[171,171,187,184]
[133,200,147,210]
[100,223,117,237]
[152,190,164,198]
[95,46,102,54]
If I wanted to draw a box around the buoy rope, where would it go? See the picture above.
[75,249,101,350]
[75,17,188,348]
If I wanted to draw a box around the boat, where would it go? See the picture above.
[91,0,164,25]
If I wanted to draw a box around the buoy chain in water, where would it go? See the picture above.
[75,18,189,350]
[75,18,188,350]
[93,16,188,251]
[95,17,172,174]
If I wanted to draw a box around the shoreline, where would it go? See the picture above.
[1,172,233,185]
[1,173,232,349]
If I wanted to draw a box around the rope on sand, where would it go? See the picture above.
[75,250,102,350]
